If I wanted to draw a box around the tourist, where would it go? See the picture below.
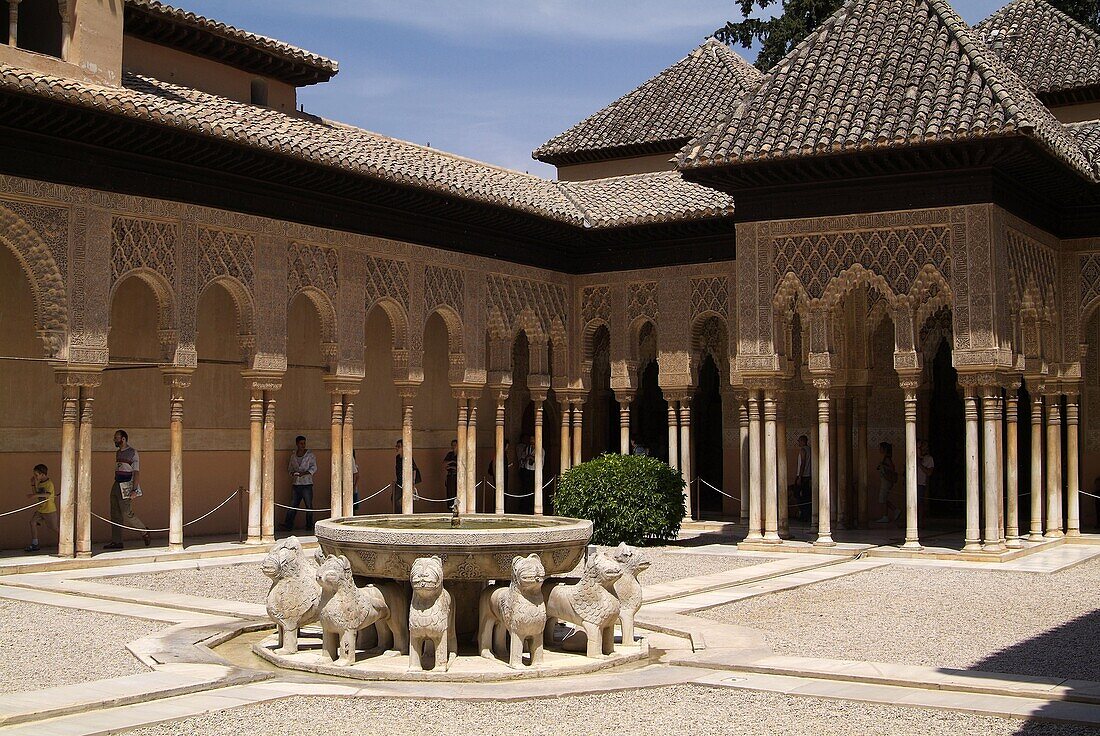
[916,440,934,516]
[795,435,812,522]
[443,439,458,502]
[487,439,512,502]
[280,436,316,531]
[351,449,360,510]
[105,430,149,549]
[519,433,536,495]
[24,463,57,553]
[875,442,901,524]
[393,439,421,513]
[630,436,649,456]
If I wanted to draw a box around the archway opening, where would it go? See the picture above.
[693,353,724,518]
[585,325,617,458]
[927,335,965,528]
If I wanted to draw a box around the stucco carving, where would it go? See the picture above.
[0,202,70,355]
[628,281,658,323]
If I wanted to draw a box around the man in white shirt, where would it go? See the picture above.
[916,440,934,516]
[280,435,317,531]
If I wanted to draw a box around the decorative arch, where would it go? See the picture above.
[424,305,466,385]
[690,313,729,385]
[0,203,69,356]
[289,285,338,345]
[631,318,657,369]
[111,267,177,333]
[199,275,255,339]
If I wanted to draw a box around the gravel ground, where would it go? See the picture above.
[103,547,771,604]
[124,686,1090,736]
[699,559,1100,681]
[0,598,163,693]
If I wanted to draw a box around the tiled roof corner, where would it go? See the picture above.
[558,172,736,228]
[676,0,1097,183]
[533,39,761,165]
[1067,119,1100,177]
[976,0,1100,99]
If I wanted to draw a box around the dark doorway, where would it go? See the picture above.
[634,361,668,463]
[928,338,965,524]
[693,354,724,518]
[18,0,63,57]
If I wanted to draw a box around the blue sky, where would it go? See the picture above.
[182,1,1007,178]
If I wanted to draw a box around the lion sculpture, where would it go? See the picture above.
[262,536,324,655]
[316,554,410,666]
[408,556,456,672]
[543,551,622,658]
[478,553,547,668]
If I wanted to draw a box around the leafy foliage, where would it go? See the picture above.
[554,453,685,546]
[715,0,1100,72]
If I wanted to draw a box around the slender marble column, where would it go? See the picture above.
[854,390,869,529]
[1005,390,1023,548]
[836,391,849,529]
[963,387,982,551]
[815,383,835,546]
[8,0,19,48]
[901,381,921,550]
[560,400,571,474]
[1045,394,1063,538]
[667,404,680,472]
[746,392,763,541]
[466,402,478,513]
[776,393,789,537]
[810,418,820,530]
[247,390,263,543]
[261,393,277,542]
[58,385,79,558]
[329,393,344,519]
[738,395,750,524]
[401,395,415,514]
[1066,393,1081,537]
[1029,392,1044,541]
[763,391,780,542]
[76,388,95,558]
[456,401,468,513]
[619,400,631,455]
[995,392,1005,543]
[534,396,545,515]
[341,396,355,517]
[982,388,1005,552]
[571,400,584,467]
[167,381,187,551]
[679,399,694,521]
[495,399,506,514]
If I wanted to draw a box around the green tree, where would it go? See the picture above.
[715,0,1100,71]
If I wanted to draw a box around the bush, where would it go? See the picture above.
[554,453,685,546]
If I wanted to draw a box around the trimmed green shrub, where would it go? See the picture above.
[554,453,685,546]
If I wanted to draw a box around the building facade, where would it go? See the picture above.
[0,0,1098,555]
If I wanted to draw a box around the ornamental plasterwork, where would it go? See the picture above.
[1081,252,1100,317]
[197,227,255,291]
[287,241,338,297]
[424,264,463,316]
[110,215,178,285]
[486,273,567,342]
[580,284,610,326]
[1085,312,1099,451]
[1,198,69,277]
[366,255,409,310]
[691,275,728,321]
[627,281,658,323]
[0,201,70,354]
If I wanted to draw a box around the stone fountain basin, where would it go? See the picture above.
[314,514,592,582]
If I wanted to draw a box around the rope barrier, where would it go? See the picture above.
[92,488,240,532]
[1082,490,1100,500]
[542,476,557,490]
[503,491,535,498]
[698,478,741,503]
[352,484,391,506]
[0,500,45,518]
[413,492,457,503]
[274,502,331,512]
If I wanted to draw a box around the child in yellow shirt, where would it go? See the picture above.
[25,463,57,553]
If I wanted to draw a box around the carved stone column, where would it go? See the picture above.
[162,369,192,552]
[341,392,356,517]
[776,390,789,537]
[810,417,820,530]
[678,396,694,521]
[900,376,921,550]
[262,390,279,542]
[57,382,79,558]
[327,391,344,519]
[814,378,834,547]
[495,393,507,515]
[1005,384,1023,548]
[533,392,546,515]
[835,388,849,529]
[1066,390,1081,538]
[571,399,584,467]
[559,399,571,474]
[1045,390,1063,538]
[617,395,631,455]
[746,391,763,541]
[455,398,468,513]
[400,389,416,514]
[963,386,982,552]
[853,388,869,529]
[246,389,263,543]
[1028,390,1044,541]
[762,390,780,542]
[982,387,1005,552]
[466,396,479,514]
[8,0,19,48]
[667,403,680,472]
[737,392,749,524]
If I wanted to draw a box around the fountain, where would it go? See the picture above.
[254,514,652,681]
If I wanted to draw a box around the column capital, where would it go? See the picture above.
[811,375,833,392]
[396,384,418,403]
[241,369,283,393]
[160,366,194,391]
[53,366,103,389]
[613,389,635,405]
[530,390,548,404]
[322,375,361,396]
[451,385,483,401]
[956,370,1005,390]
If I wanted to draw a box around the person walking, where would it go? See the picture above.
[393,439,421,513]
[105,430,149,549]
[875,441,901,524]
[443,439,458,502]
[280,436,316,531]
[24,463,57,553]
[795,434,812,523]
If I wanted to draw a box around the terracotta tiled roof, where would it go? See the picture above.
[125,0,338,84]
[0,64,734,228]
[1068,119,1100,175]
[533,39,761,165]
[976,0,1100,100]
[558,172,736,228]
[677,0,1098,183]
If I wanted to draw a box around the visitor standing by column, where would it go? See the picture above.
[518,433,535,512]
[875,442,901,524]
[795,435,812,523]
[916,440,934,518]
[630,435,649,456]
[443,439,458,502]
[105,430,149,549]
[24,463,57,553]
[280,436,316,531]
[350,449,359,510]
[394,439,420,513]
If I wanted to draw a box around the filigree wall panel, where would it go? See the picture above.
[424,264,464,316]
[2,199,69,277]
[287,241,338,297]
[627,281,658,324]
[197,227,255,291]
[691,275,728,321]
[110,216,178,286]
[487,273,567,339]
[1082,253,1100,317]
[365,255,409,309]
[581,285,610,326]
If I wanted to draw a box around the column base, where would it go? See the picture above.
[168,543,184,553]
[245,535,263,545]
[762,533,781,543]
[262,535,275,544]
[1066,529,1082,538]
[900,540,922,551]
[745,531,764,542]
[962,541,983,552]
[76,551,92,559]
[1044,530,1065,539]
[1027,532,1045,542]
[813,536,835,547]
[982,542,1006,553]
[1005,537,1025,549]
